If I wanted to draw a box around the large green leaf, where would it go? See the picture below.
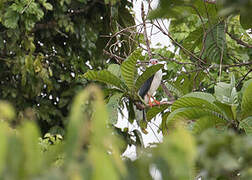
[202,22,228,64]
[156,126,196,179]
[106,93,123,124]
[0,123,8,175]
[84,70,126,90]
[172,93,227,116]
[241,80,252,119]
[166,107,227,129]
[239,116,252,135]
[108,64,122,79]
[192,116,216,134]
[182,25,204,52]
[20,122,43,177]
[121,49,141,91]
[66,86,124,178]
[135,64,163,92]
[183,92,216,103]
[214,101,234,121]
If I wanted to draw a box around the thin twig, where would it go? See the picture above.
[103,50,124,64]
[141,2,152,59]
[161,82,175,101]
[147,122,161,143]
[218,21,226,82]
[157,53,195,65]
[236,69,252,88]
[21,0,33,14]
[183,61,252,74]
[227,31,252,48]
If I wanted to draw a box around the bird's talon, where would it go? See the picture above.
[153,99,160,106]
[148,100,153,107]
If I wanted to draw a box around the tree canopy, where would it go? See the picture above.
[0,0,135,133]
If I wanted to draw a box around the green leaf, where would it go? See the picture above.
[127,100,135,124]
[241,80,252,119]
[135,64,163,92]
[240,13,252,29]
[158,126,196,179]
[0,101,15,122]
[0,123,8,175]
[20,122,42,177]
[148,0,191,20]
[202,22,228,64]
[106,93,122,124]
[192,116,216,134]
[172,92,222,113]
[161,112,170,136]
[108,64,122,78]
[183,92,216,103]
[43,2,53,10]
[239,116,252,135]
[121,49,141,92]
[164,81,184,98]
[64,86,98,163]
[173,74,194,95]
[3,10,19,29]
[146,104,169,122]
[133,129,144,148]
[214,101,234,121]
[182,25,204,51]
[166,107,227,129]
[215,82,238,105]
[84,70,126,90]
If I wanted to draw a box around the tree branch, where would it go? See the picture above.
[135,101,174,110]
[103,50,124,64]
[161,82,176,101]
[141,2,152,59]
[227,31,252,48]
[236,69,252,88]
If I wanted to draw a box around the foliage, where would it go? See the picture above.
[165,79,252,135]
[0,0,135,133]
[0,86,251,180]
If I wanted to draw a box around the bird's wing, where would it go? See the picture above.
[138,75,154,99]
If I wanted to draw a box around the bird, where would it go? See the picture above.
[139,59,162,107]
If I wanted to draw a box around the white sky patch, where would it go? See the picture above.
[133,0,173,49]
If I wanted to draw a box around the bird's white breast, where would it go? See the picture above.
[148,69,162,96]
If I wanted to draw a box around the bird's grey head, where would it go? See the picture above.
[149,59,159,65]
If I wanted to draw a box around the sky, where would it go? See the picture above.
[132,0,172,49]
